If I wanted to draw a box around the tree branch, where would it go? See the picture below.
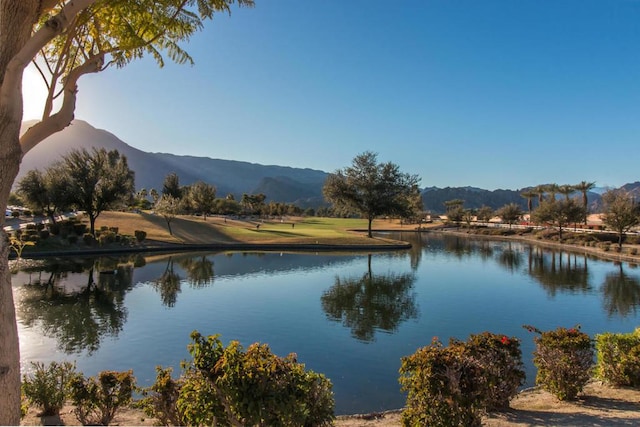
[0,0,96,117]
[20,53,103,154]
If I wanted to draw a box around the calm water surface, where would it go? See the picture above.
[12,232,640,414]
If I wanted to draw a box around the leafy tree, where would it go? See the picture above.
[162,172,182,199]
[188,181,216,220]
[497,203,523,229]
[476,205,494,223]
[0,1,253,421]
[532,199,585,240]
[601,189,640,249]
[58,148,134,235]
[323,152,420,237]
[544,183,560,202]
[17,168,71,223]
[574,181,596,224]
[155,195,182,236]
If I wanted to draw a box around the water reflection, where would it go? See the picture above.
[16,257,133,354]
[321,254,418,342]
[151,258,182,307]
[497,243,522,273]
[602,263,640,317]
[178,256,215,288]
[526,248,591,296]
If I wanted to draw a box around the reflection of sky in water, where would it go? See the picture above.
[13,235,640,414]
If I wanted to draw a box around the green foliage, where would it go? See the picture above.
[323,151,421,237]
[134,230,147,242]
[595,328,640,387]
[138,367,185,426]
[69,370,135,426]
[526,325,593,400]
[399,338,485,427]
[83,233,96,246]
[457,332,526,410]
[98,231,117,246]
[185,331,335,426]
[22,361,77,416]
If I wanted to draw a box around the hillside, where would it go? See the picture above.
[18,120,640,211]
[18,120,327,206]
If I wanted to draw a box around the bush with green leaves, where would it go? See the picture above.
[399,338,486,427]
[595,328,640,387]
[137,366,186,426]
[184,331,335,427]
[69,370,135,426]
[22,361,77,416]
[455,332,525,410]
[525,325,593,400]
[134,230,147,243]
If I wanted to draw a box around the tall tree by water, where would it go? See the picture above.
[57,148,134,235]
[323,152,421,238]
[0,1,253,422]
[532,198,585,241]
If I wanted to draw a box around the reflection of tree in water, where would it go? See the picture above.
[177,255,214,288]
[321,255,418,342]
[151,258,181,307]
[526,247,591,296]
[443,236,473,258]
[496,243,522,273]
[16,258,132,355]
[602,263,640,317]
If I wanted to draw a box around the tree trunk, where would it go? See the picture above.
[0,2,43,422]
[367,217,373,238]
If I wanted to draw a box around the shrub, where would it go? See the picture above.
[134,230,147,243]
[73,223,87,235]
[39,230,50,240]
[457,332,525,410]
[399,338,485,427]
[48,223,60,235]
[594,328,640,387]
[67,235,78,244]
[100,225,109,232]
[184,331,335,426]
[109,227,119,234]
[526,325,593,400]
[22,361,77,416]
[98,231,116,246]
[83,233,96,246]
[138,367,185,426]
[629,247,638,256]
[69,370,135,426]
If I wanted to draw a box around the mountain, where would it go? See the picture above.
[18,120,328,206]
[17,120,639,211]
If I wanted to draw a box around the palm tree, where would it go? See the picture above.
[544,183,560,202]
[520,190,537,222]
[534,185,546,204]
[574,181,596,224]
[558,184,575,201]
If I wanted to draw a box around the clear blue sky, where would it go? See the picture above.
[22,0,640,190]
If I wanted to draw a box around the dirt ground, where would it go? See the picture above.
[21,382,640,426]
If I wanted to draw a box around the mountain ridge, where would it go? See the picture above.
[17,120,639,211]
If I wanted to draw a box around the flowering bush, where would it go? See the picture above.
[185,331,335,426]
[399,338,486,427]
[525,325,593,400]
[595,328,640,387]
[455,332,525,410]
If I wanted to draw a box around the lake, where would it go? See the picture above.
[12,232,640,415]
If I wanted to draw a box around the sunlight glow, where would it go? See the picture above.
[22,65,48,120]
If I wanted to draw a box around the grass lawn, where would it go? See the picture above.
[92,212,417,247]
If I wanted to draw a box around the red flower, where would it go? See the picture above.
[568,328,577,334]
[501,336,509,345]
